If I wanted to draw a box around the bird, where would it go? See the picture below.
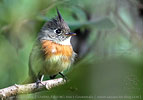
[27,9,76,83]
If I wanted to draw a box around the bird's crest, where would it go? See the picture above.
[56,8,63,22]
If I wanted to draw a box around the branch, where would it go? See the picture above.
[0,78,66,99]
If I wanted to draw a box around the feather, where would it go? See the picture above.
[56,8,62,22]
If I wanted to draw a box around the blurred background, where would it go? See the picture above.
[0,0,143,100]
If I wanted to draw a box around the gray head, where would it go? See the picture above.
[38,9,76,45]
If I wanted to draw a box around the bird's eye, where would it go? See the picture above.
[55,29,61,34]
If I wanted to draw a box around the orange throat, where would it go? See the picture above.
[41,40,73,61]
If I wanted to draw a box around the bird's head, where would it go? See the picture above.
[38,9,76,45]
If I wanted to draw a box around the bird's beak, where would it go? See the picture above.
[65,32,76,36]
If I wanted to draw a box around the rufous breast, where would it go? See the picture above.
[41,40,73,62]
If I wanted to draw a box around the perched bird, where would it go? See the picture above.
[27,9,76,83]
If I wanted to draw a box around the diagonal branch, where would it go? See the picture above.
[0,78,66,99]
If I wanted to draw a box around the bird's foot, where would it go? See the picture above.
[36,79,44,88]
[59,72,68,82]
[36,75,45,88]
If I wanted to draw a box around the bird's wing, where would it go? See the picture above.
[71,51,77,64]
[28,40,45,81]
